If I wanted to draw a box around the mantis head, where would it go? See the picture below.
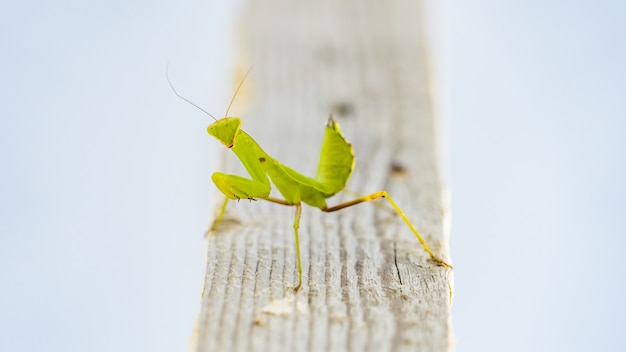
[207,117,241,148]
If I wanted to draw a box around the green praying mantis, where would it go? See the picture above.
[169,70,452,291]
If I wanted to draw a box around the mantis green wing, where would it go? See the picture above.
[313,117,355,197]
[260,116,355,208]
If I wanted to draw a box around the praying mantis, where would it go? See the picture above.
[169,70,452,291]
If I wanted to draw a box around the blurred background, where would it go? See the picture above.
[1,0,624,351]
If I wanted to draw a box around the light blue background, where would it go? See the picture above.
[1,1,238,350]
[1,1,624,351]
[442,2,626,351]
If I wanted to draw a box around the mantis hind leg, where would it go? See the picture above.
[323,191,452,269]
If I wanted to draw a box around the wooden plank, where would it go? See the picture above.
[191,0,453,351]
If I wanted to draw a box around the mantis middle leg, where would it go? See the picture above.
[262,198,304,290]
[210,193,305,291]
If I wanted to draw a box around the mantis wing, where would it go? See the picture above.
[314,116,355,196]
[265,116,355,208]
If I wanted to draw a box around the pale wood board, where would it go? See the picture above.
[191,0,454,351]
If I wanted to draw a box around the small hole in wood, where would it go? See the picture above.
[390,162,408,177]
[331,101,354,118]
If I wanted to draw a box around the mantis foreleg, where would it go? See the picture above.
[207,171,270,234]
[212,172,271,200]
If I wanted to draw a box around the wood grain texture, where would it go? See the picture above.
[191,0,454,351]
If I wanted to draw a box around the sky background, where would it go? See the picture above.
[1,1,625,351]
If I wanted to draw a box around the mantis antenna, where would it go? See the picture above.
[166,64,218,121]
[223,65,254,118]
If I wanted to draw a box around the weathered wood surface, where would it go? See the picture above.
[191,0,454,351]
